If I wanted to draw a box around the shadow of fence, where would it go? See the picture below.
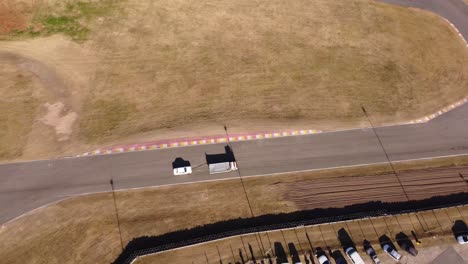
[112,192,468,264]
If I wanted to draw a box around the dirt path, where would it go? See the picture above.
[0,35,99,158]
[0,50,77,144]
[0,52,69,99]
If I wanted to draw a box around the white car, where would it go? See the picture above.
[317,255,331,264]
[345,247,365,264]
[383,244,402,261]
[173,166,192,175]
[457,234,468,244]
[315,247,331,264]
[365,246,381,264]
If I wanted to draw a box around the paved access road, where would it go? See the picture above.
[378,0,468,40]
[1,0,468,225]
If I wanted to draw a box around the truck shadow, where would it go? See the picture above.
[337,228,355,251]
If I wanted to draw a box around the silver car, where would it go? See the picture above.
[383,244,401,261]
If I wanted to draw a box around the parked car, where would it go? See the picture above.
[345,247,365,264]
[383,244,402,261]
[364,244,381,264]
[457,234,468,244]
[316,248,331,264]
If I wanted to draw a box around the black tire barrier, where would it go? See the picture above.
[112,192,468,264]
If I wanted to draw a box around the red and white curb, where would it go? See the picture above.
[441,17,468,48]
[409,97,468,124]
[405,15,468,122]
[77,129,323,157]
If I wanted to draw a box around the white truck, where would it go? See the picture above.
[206,146,238,174]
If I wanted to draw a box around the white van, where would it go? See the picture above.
[345,247,365,264]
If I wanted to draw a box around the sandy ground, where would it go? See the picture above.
[0,0,467,161]
[0,157,467,263]
[137,206,468,264]
[0,1,27,34]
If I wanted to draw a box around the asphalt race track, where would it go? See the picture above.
[0,0,467,225]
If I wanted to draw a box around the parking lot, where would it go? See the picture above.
[136,205,468,264]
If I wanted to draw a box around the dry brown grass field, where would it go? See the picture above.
[1,155,467,263]
[0,0,467,161]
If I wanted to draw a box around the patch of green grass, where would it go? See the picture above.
[11,0,117,41]
[75,1,115,19]
[44,16,74,26]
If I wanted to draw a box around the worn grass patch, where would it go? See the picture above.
[0,63,40,159]
[80,99,136,142]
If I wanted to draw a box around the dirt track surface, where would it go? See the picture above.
[284,166,468,209]
[0,52,69,98]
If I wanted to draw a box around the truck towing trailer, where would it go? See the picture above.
[206,146,238,174]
